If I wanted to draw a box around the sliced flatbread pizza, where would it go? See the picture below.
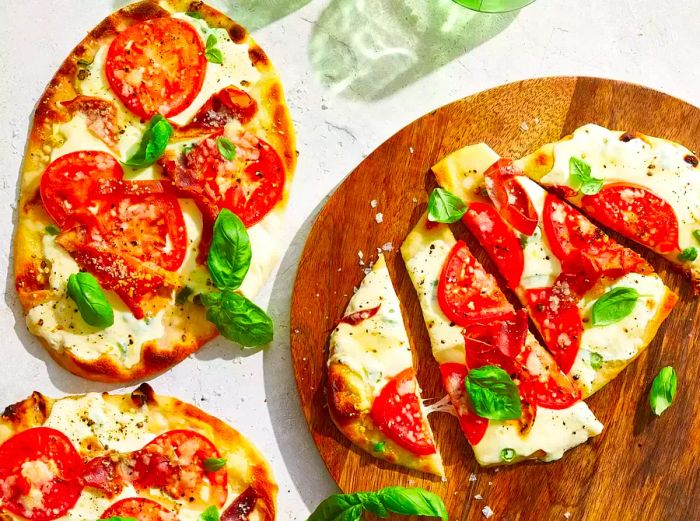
[401,216,602,466]
[14,0,296,381]
[327,254,444,476]
[518,123,700,292]
[433,144,677,397]
[0,384,276,521]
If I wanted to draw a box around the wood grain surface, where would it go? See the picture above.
[289,77,700,520]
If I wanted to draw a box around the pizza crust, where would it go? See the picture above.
[13,0,296,382]
[0,384,277,521]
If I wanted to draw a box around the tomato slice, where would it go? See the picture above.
[581,183,680,254]
[483,158,539,236]
[462,202,525,290]
[519,365,580,410]
[543,193,651,279]
[221,486,259,521]
[105,17,206,119]
[370,369,437,456]
[182,87,258,132]
[525,286,582,374]
[160,131,285,228]
[439,364,488,445]
[463,310,528,375]
[82,455,126,497]
[0,428,84,521]
[100,498,177,521]
[339,305,380,326]
[131,430,228,507]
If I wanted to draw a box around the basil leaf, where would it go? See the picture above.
[427,187,467,223]
[206,48,223,64]
[45,224,60,235]
[307,494,364,521]
[199,506,219,521]
[500,448,516,462]
[186,11,204,19]
[465,365,521,420]
[123,114,173,167]
[175,286,193,305]
[208,209,251,291]
[378,487,448,520]
[356,493,388,517]
[373,441,386,453]
[203,457,227,472]
[216,137,236,161]
[678,247,698,262]
[650,366,677,416]
[591,287,639,326]
[590,352,603,370]
[206,33,217,49]
[67,272,114,329]
[693,229,700,246]
[569,156,604,195]
[201,290,273,347]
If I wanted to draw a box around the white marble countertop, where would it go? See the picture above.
[0,0,697,518]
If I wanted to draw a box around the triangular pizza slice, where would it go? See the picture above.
[518,124,700,293]
[433,144,677,397]
[327,254,444,476]
[401,216,602,466]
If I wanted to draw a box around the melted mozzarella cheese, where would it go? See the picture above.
[328,255,413,395]
[538,124,700,269]
[571,272,668,389]
[239,205,283,299]
[45,394,153,452]
[178,199,212,297]
[167,13,260,127]
[473,402,603,466]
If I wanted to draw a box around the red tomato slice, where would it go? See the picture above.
[463,310,528,375]
[581,183,680,254]
[0,427,84,521]
[483,158,539,236]
[82,455,126,497]
[519,365,580,410]
[160,131,285,228]
[339,305,380,326]
[462,202,525,290]
[40,151,122,228]
[100,498,177,521]
[370,369,437,456]
[439,364,488,445]
[221,486,259,521]
[131,430,228,507]
[525,286,582,375]
[543,193,651,279]
[105,17,206,119]
[183,87,258,131]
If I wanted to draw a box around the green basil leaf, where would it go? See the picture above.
[590,352,603,370]
[201,290,273,347]
[175,286,193,305]
[693,229,700,246]
[678,246,698,262]
[206,33,217,49]
[206,48,223,64]
[373,441,386,453]
[591,287,639,326]
[307,494,364,521]
[216,137,236,161]
[378,487,448,520]
[208,209,251,291]
[465,365,521,420]
[356,492,388,517]
[186,11,204,19]
[45,224,60,235]
[427,187,467,223]
[649,366,677,416]
[123,114,173,167]
[569,156,604,195]
[67,272,114,329]
[203,457,227,472]
[199,505,219,521]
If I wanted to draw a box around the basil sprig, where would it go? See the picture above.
[203,457,227,472]
[569,156,604,195]
[427,188,467,224]
[199,506,219,521]
[67,272,114,329]
[123,114,173,167]
[591,287,639,326]
[205,33,223,64]
[649,366,677,416]
[465,365,521,420]
[678,246,698,262]
[217,137,236,161]
[201,209,273,347]
[307,487,448,521]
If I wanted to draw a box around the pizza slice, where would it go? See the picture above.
[327,254,444,476]
[0,384,276,521]
[517,124,700,292]
[401,216,602,466]
[433,144,677,397]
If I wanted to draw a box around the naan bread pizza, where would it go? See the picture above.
[0,384,276,520]
[14,0,296,381]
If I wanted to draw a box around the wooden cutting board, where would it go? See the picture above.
[289,77,700,520]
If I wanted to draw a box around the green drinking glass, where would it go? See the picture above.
[452,0,535,12]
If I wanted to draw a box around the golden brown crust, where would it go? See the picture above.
[0,385,277,520]
[14,0,296,382]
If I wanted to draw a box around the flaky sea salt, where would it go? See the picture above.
[482,506,493,519]
[370,199,378,208]
[375,213,384,224]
